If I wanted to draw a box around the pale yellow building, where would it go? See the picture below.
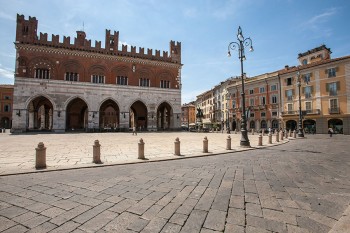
[279,45,350,134]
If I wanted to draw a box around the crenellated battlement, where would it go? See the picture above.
[15,14,181,64]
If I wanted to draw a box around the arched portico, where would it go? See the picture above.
[328,118,343,134]
[99,99,120,129]
[130,100,148,130]
[286,120,297,131]
[27,96,54,131]
[66,97,88,131]
[157,102,173,130]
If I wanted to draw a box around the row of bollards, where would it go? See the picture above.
[35,133,290,170]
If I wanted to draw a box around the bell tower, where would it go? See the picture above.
[15,14,38,43]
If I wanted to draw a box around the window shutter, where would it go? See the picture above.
[309,73,313,77]
[310,86,314,93]
[284,79,287,84]
[337,81,340,90]
[336,67,339,72]
[284,90,287,97]
[292,90,295,96]
[302,87,305,94]
[326,83,329,92]
[324,69,328,74]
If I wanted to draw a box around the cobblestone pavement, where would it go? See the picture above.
[0,134,349,232]
[0,131,281,175]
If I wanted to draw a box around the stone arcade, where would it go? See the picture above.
[12,14,182,132]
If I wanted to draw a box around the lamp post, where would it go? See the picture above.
[296,71,304,137]
[228,26,254,147]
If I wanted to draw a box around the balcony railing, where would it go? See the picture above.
[281,109,321,116]
[329,107,340,114]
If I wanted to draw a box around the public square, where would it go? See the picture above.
[0,132,349,232]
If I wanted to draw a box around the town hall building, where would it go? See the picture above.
[12,14,182,132]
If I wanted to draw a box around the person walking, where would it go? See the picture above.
[328,127,333,137]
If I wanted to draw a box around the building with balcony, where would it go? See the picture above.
[227,72,280,132]
[279,45,350,134]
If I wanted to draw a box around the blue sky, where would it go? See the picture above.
[0,0,349,103]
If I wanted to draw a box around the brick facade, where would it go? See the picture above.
[12,14,182,132]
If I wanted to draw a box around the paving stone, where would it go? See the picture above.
[176,198,198,215]
[30,193,60,205]
[200,228,221,233]
[246,215,267,231]
[128,198,157,215]
[49,220,80,233]
[157,202,181,219]
[108,198,138,213]
[25,202,51,213]
[160,223,181,233]
[27,222,57,233]
[203,209,226,231]
[68,194,104,206]
[188,186,207,200]
[0,206,28,218]
[194,188,217,211]
[142,204,164,220]
[0,216,16,231]
[73,201,114,224]
[245,192,260,204]
[169,213,188,226]
[245,225,271,233]
[12,211,38,223]
[78,210,118,232]
[286,224,311,233]
[226,207,245,226]
[297,216,331,233]
[104,211,140,231]
[127,217,150,232]
[40,206,66,218]
[50,204,91,226]
[229,195,245,209]
[51,199,81,210]
[104,195,124,204]
[180,209,207,233]
[21,215,50,229]
[262,208,297,225]
[2,224,28,233]
[140,216,168,233]
[224,223,245,233]
[246,203,263,217]
[146,191,167,202]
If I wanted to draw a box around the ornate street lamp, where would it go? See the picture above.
[228,26,254,147]
[296,71,304,137]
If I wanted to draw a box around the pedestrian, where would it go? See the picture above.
[328,127,333,137]
[132,126,137,136]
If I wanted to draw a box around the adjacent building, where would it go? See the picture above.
[194,45,350,135]
[0,85,14,129]
[181,102,195,128]
[12,14,182,133]
[279,45,350,134]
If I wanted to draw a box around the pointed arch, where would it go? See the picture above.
[66,97,89,131]
[129,100,148,130]
[99,98,120,129]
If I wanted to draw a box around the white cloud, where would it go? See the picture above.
[0,64,14,80]
[0,11,15,21]
[301,8,337,32]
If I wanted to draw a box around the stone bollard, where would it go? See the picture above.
[93,140,102,164]
[280,130,284,140]
[235,130,237,134]
[293,130,296,138]
[258,134,263,146]
[289,130,292,138]
[174,137,180,156]
[226,135,231,150]
[203,136,208,153]
[262,131,265,136]
[138,138,145,159]
[268,133,272,144]
[276,132,279,142]
[35,142,47,169]
[252,129,254,135]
